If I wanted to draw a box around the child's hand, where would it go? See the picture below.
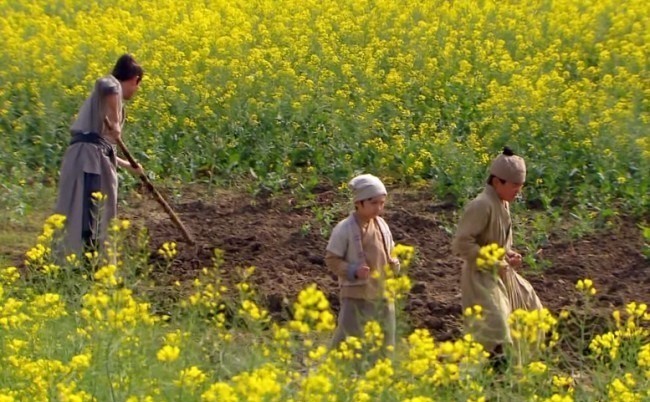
[506,251,522,268]
[356,265,371,279]
[389,257,401,275]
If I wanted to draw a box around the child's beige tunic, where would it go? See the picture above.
[326,214,398,348]
[452,185,542,351]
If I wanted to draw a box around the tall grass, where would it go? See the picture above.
[1,214,648,400]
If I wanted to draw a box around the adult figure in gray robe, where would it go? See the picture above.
[55,54,144,258]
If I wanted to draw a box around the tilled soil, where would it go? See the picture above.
[131,188,650,340]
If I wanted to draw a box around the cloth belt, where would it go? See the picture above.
[70,132,116,162]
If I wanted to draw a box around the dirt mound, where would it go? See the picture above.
[132,189,650,340]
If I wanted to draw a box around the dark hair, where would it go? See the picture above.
[112,54,144,83]
[486,174,506,185]
[353,198,375,209]
[502,146,515,156]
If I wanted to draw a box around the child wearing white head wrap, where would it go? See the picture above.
[325,173,399,352]
[349,174,387,202]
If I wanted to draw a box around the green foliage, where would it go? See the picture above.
[0,0,648,219]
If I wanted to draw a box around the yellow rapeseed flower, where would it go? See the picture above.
[384,274,412,303]
[0,267,20,286]
[56,381,93,402]
[363,320,384,353]
[0,393,15,402]
[476,243,506,273]
[298,373,333,401]
[542,394,574,402]
[94,265,119,286]
[158,242,178,260]
[69,353,92,371]
[575,278,597,296]
[174,366,207,389]
[526,361,548,375]
[590,331,621,360]
[239,299,269,323]
[392,243,415,269]
[156,345,180,362]
[201,382,238,402]
[91,192,106,202]
[231,364,283,400]
[638,344,650,379]
[464,305,484,320]
[289,284,335,333]
[607,374,642,402]
[552,375,575,392]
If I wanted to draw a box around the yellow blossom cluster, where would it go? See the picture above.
[36,214,66,244]
[575,278,597,296]
[382,243,414,302]
[91,192,107,202]
[297,372,336,402]
[353,358,394,402]
[80,264,157,334]
[392,244,415,270]
[476,243,506,273]
[0,267,20,286]
[235,267,270,325]
[289,284,335,333]
[2,0,648,213]
[607,373,643,402]
[174,366,207,389]
[24,214,67,274]
[157,242,178,260]
[403,329,487,388]
[156,345,180,363]
[464,305,484,321]
[509,308,559,347]
[590,302,649,361]
[384,274,412,303]
[183,250,229,339]
[187,272,227,312]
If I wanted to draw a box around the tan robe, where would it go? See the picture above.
[55,75,124,257]
[452,185,542,352]
[326,214,396,300]
[326,214,399,348]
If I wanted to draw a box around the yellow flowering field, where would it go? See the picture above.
[0,214,647,401]
[1,1,650,399]
[0,0,649,216]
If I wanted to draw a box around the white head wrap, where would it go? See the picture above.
[349,174,387,202]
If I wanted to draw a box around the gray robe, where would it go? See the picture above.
[452,185,542,351]
[55,75,124,257]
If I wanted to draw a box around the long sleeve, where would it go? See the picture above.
[452,197,490,263]
[325,251,349,278]
[326,220,357,280]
